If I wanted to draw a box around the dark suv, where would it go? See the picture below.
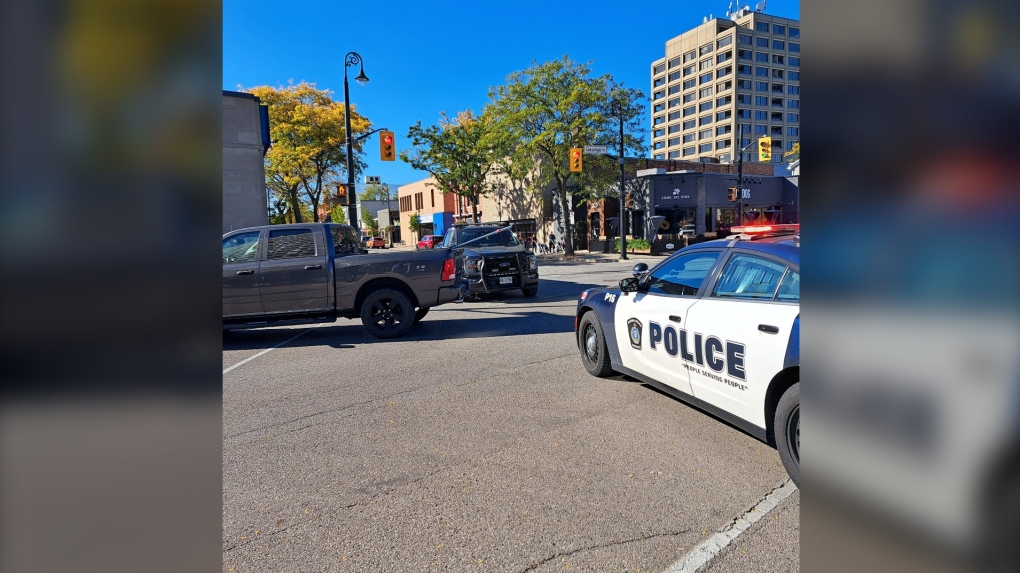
[440,225,539,298]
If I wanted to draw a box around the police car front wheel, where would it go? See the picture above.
[775,382,800,486]
[579,313,615,377]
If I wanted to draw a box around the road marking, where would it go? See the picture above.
[662,479,797,573]
[223,328,313,374]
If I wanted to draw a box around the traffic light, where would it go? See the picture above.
[380,130,395,161]
[728,187,738,202]
[336,184,349,204]
[758,136,772,162]
[569,148,582,172]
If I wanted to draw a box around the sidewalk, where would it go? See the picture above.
[383,243,662,263]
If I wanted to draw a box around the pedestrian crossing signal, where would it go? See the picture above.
[336,184,349,204]
[570,148,583,172]
[728,187,738,201]
[758,136,772,162]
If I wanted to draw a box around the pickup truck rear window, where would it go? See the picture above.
[267,229,317,259]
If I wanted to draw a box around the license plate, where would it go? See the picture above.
[499,276,513,285]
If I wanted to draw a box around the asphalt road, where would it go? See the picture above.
[223,256,799,572]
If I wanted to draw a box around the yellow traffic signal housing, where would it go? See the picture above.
[758,136,772,162]
[727,187,738,202]
[569,148,583,172]
[380,130,395,161]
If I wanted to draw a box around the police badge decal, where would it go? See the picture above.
[627,318,642,349]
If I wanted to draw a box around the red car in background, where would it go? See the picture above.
[416,235,442,250]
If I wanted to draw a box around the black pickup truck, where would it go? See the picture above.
[440,225,539,298]
[223,223,460,338]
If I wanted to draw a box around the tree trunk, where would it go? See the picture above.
[470,195,479,223]
[556,177,574,255]
[288,184,303,223]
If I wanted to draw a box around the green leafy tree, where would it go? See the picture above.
[328,203,347,224]
[359,182,393,201]
[361,205,380,237]
[401,109,500,222]
[408,213,421,241]
[247,82,371,222]
[486,56,645,255]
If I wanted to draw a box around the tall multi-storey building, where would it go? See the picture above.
[650,7,800,164]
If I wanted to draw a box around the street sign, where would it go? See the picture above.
[583,145,608,155]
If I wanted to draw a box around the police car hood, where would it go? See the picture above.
[457,245,525,256]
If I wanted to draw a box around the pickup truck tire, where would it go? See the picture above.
[414,307,429,323]
[361,289,415,339]
[774,382,800,487]
[522,286,538,297]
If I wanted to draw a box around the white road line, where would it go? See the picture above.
[223,328,313,374]
[662,479,798,573]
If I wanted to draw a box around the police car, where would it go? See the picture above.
[575,227,800,484]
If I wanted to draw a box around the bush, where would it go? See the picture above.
[616,238,651,252]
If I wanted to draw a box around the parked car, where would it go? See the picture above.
[575,232,800,484]
[440,225,539,298]
[366,237,387,249]
[416,235,442,250]
[223,223,460,338]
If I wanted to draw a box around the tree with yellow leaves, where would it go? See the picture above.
[247,82,371,223]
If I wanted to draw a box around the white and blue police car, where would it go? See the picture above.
[575,229,800,484]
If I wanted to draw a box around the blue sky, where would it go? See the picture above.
[224,0,799,189]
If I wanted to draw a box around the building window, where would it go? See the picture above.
[669,71,682,82]
[788,99,800,108]
[700,72,713,84]
[668,56,682,69]
[716,110,732,121]
[771,139,783,149]
[683,106,696,116]
[737,93,751,104]
[756,52,769,62]
[654,103,664,112]
[699,43,713,55]
[683,91,695,102]
[654,141,664,149]
[684,78,697,89]
[654,115,664,125]
[787,140,797,150]
[653,90,665,100]
[755,21,770,32]
[717,35,733,48]
[787,113,799,122]
[683,146,695,156]
[789,71,800,80]
[772,54,785,64]
[773,24,785,35]
[716,95,732,106]
[653,128,664,137]
[738,49,752,60]
[756,66,769,77]
[668,110,682,121]
[789,27,800,38]
[772,82,784,93]
[699,143,713,153]
[683,119,696,129]
[738,79,752,89]
[683,133,695,142]
[772,97,784,107]
[716,125,732,135]
[772,111,783,121]
[699,101,713,112]
[716,66,732,78]
[668,150,681,159]
[737,109,751,119]
[668,124,682,134]
[755,110,768,120]
[717,80,733,92]
[716,139,731,149]
[683,50,696,62]
[755,95,768,105]
[754,124,767,134]
[699,128,713,139]
[740,123,750,133]
[716,50,732,64]
[683,64,696,76]
[788,85,800,94]
[699,86,713,98]
[654,63,666,74]
[738,64,752,75]
[771,125,783,136]
[789,56,800,66]
[668,97,682,108]
[654,76,664,87]
[699,58,712,71]
[668,137,681,146]
[699,115,713,126]
[789,42,800,52]
[669,84,682,95]
[757,36,769,47]
[774,69,786,80]
[773,40,785,50]
[738,33,752,45]
[654,153,665,159]
[756,81,769,91]
[787,127,799,136]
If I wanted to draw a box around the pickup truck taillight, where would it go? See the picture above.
[441,258,456,281]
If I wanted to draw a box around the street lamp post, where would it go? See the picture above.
[343,51,369,234]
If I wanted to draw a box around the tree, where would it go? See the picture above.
[408,213,421,241]
[247,82,371,223]
[361,205,380,237]
[486,56,645,255]
[401,109,501,223]
[359,182,393,201]
[328,203,347,224]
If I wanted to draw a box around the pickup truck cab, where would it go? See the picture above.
[223,223,459,338]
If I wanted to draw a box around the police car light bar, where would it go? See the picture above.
[730,223,800,235]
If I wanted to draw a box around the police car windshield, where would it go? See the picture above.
[458,227,519,247]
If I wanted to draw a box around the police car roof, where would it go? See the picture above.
[693,238,799,265]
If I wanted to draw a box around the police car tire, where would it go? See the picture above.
[522,286,538,297]
[579,312,615,377]
[361,289,415,339]
[775,383,800,486]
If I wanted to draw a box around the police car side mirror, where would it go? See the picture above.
[620,277,639,293]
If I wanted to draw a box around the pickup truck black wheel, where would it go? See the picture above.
[414,307,429,323]
[579,312,615,377]
[522,285,538,297]
[774,382,800,487]
[361,289,415,339]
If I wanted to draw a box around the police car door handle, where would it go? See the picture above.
[669,315,683,323]
[758,324,779,334]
